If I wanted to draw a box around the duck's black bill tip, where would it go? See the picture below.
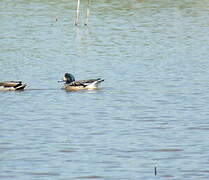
[58,80,64,83]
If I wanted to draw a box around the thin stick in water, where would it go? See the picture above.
[154,166,157,176]
[75,0,80,25]
[84,0,90,25]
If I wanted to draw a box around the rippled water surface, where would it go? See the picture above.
[1,0,209,179]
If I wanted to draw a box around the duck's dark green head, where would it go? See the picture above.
[63,73,75,83]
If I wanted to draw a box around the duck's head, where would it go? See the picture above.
[62,73,75,83]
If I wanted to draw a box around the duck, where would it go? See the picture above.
[59,73,104,91]
[0,81,27,91]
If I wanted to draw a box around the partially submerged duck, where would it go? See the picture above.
[0,81,27,91]
[59,73,104,91]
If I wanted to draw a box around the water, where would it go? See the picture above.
[0,0,209,179]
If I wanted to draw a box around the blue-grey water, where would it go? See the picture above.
[1,0,209,179]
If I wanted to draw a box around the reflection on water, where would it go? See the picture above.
[1,0,209,179]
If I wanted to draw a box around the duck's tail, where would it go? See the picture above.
[96,78,104,83]
[0,81,27,91]
[15,83,27,90]
[87,79,104,89]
